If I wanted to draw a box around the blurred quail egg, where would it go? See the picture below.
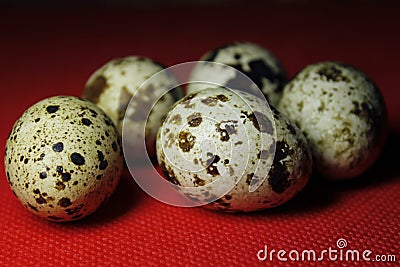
[187,42,287,106]
[156,87,311,212]
[4,96,123,221]
[278,62,388,179]
[82,56,183,158]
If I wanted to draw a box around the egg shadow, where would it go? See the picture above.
[258,174,337,216]
[108,130,398,219]
[202,172,337,218]
[245,130,400,217]
[67,168,144,226]
[321,130,400,192]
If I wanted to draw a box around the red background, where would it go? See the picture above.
[0,2,399,266]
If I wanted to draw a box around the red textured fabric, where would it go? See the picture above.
[1,3,399,266]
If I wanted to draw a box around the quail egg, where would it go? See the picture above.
[156,87,311,212]
[4,96,123,221]
[82,56,183,158]
[278,62,388,179]
[187,42,287,106]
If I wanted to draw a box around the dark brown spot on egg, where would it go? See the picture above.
[213,198,231,208]
[234,141,243,146]
[242,111,273,134]
[216,127,229,141]
[55,181,65,191]
[99,161,108,170]
[228,58,286,94]
[318,100,326,112]
[215,94,229,102]
[97,150,105,162]
[160,161,181,186]
[89,109,98,117]
[187,113,202,127]
[104,118,112,126]
[205,154,220,176]
[225,194,232,200]
[82,118,92,126]
[201,97,218,106]
[246,173,254,185]
[193,174,205,186]
[351,101,374,124]
[112,141,117,152]
[46,105,59,113]
[178,131,196,152]
[216,121,238,142]
[36,196,47,204]
[297,101,304,112]
[118,86,133,120]
[39,172,47,179]
[317,65,350,83]
[71,153,85,165]
[61,173,71,182]
[58,197,72,207]
[201,94,229,107]
[56,166,63,173]
[181,93,198,109]
[169,114,182,125]
[52,142,64,152]
[34,118,40,123]
[164,132,175,148]
[97,150,108,170]
[268,141,292,193]
[65,204,83,215]
[83,75,108,103]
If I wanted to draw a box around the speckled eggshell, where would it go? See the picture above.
[82,56,183,158]
[156,87,312,212]
[278,62,388,179]
[187,42,287,106]
[4,96,123,221]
